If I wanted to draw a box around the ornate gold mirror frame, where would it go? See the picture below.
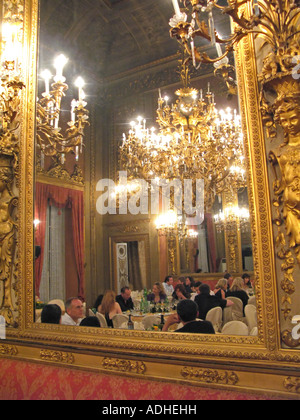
[0,0,299,398]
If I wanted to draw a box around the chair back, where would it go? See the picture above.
[221,321,249,336]
[223,306,233,325]
[226,296,244,321]
[142,315,161,330]
[248,296,256,307]
[111,314,129,329]
[250,327,258,336]
[206,306,223,332]
[89,309,95,317]
[245,304,257,332]
[96,312,108,328]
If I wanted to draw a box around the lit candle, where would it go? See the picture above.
[75,77,85,102]
[54,54,68,82]
[172,0,181,18]
[41,69,52,95]
[71,99,77,122]
[216,43,222,57]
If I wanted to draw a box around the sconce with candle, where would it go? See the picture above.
[36,54,89,166]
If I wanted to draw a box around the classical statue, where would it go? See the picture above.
[269,97,300,266]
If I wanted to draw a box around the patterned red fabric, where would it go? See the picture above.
[0,358,283,400]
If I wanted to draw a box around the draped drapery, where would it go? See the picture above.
[34,182,85,300]
[39,206,66,303]
[127,241,143,290]
[205,213,217,273]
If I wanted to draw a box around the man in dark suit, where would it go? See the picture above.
[162,299,215,334]
[195,283,232,320]
[116,286,134,312]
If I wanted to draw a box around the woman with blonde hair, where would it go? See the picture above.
[213,278,228,300]
[99,290,122,328]
[147,282,166,304]
[226,277,249,311]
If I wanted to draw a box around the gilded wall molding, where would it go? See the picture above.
[40,349,74,364]
[102,357,146,375]
[283,377,300,394]
[181,367,239,386]
[0,343,18,356]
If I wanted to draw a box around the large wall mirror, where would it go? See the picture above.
[3,0,300,397]
[32,0,256,337]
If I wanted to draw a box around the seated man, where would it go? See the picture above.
[61,297,84,326]
[116,286,134,312]
[162,275,174,296]
[41,304,62,324]
[195,283,233,320]
[162,299,215,334]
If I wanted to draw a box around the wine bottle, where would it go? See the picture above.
[159,314,165,330]
[128,314,134,330]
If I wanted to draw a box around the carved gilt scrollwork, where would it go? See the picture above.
[102,357,146,374]
[181,366,239,386]
[0,0,25,327]
[253,1,300,348]
[40,349,75,364]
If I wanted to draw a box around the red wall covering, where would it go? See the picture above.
[0,358,283,400]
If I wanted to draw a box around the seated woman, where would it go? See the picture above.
[213,278,228,300]
[173,283,191,301]
[91,294,104,314]
[98,290,122,328]
[147,282,166,304]
[226,277,249,311]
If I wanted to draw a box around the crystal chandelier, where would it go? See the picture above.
[155,210,198,239]
[120,59,246,214]
[36,54,89,166]
[214,204,250,234]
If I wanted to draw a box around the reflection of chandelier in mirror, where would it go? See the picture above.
[155,210,198,239]
[120,59,246,213]
[214,205,250,234]
[36,54,89,166]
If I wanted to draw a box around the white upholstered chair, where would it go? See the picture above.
[89,309,95,317]
[221,321,249,336]
[206,306,223,332]
[96,312,108,328]
[111,314,129,329]
[250,327,258,336]
[226,297,244,322]
[245,304,257,333]
[248,296,256,307]
[142,315,161,330]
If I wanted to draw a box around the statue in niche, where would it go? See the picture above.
[0,154,18,326]
[269,96,300,266]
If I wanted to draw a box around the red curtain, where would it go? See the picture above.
[34,182,85,300]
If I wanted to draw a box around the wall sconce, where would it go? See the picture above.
[36,54,89,166]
